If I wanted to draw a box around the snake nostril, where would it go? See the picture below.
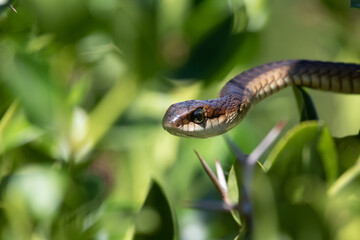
[171,118,182,128]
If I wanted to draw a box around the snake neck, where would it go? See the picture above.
[220,94,252,130]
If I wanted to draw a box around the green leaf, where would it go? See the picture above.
[0,52,70,130]
[0,101,19,141]
[226,160,268,224]
[227,162,242,226]
[293,86,319,122]
[264,121,338,185]
[81,77,137,160]
[0,101,43,154]
[334,133,360,173]
[328,156,360,196]
[261,122,339,239]
[317,126,338,183]
[133,180,178,240]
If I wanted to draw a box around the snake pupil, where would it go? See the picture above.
[191,108,205,124]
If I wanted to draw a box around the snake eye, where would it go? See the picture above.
[191,108,205,124]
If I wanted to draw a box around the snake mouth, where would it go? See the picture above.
[162,118,199,138]
[163,126,208,138]
[162,115,229,138]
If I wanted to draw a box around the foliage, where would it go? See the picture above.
[0,0,359,240]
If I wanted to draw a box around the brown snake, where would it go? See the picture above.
[162,60,360,138]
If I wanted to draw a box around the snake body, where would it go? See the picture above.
[162,60,360,138]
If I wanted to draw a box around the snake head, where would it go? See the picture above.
[162,96,249,138]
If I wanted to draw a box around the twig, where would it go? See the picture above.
[195,150,229,204]
[9,4,17,13]
[247,119,287,165]
[215,159,228,192]
[215,158,230,204]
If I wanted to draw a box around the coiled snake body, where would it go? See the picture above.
[162,60,360,138]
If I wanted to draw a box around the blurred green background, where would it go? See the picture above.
[0,0,359,239]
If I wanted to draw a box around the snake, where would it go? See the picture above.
[162,60,360,138]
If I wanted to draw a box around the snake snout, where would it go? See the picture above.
[162,105,184,134]
[162,116,182,130]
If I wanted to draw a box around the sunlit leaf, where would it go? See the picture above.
[0,110,43,155]
[80,77,138,161]
[264,121,338,185]
[0,101,43,154]
[0,101,19,142]
[27,34,55,52]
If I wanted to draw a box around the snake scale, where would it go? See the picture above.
[162,60,360,138]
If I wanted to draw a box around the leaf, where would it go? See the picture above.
[227,163,242,226]
[0,101,43,154]
[334,133,360,173]
[82,77,137,160]
[0,52,70,130]
[133,180,178,240]
[261,122,339,239]
[0,101,19,140]
[293,86,319,122]
[317,126,338,183]
[328,156,360,196]
[264,121,338,185]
